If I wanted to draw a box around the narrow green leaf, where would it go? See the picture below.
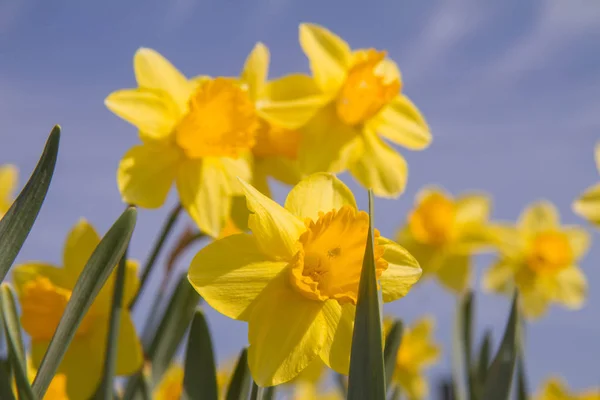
[516,355,528,400]
[99,248,129,400]
[225,348,251,400]
[32,207,137,398]
[476,330,492,390]
[347,190,385,400]
[481,293,519,400]
[259,386,275,400]
[383,319,403,391]
[249,381,259,400]
[0,284,36,400]
[0,126,59,284]
[182,309,218,400]
[0,359,16,400]
[452,291,473,400]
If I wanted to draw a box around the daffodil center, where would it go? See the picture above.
[335,49,401,126]
[408,193,457,246]
[527,231,573,274]
[252,118,301,159]
[175,78,258,159]
[20,277,95,342]
[289,205,388,305]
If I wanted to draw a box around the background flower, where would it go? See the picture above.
[573,143,600,227]
[0,164,18,218]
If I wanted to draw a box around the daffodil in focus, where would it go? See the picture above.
[534,377,600,400]
[573,142,600,226]
[105,49,256,237]
[275,23,431,197]
[396,186,491,293]
[12,219,143,400]
[188,173,422,386]
[0,164,18,217]
[483,201,590,319]
[384,317,440,400]
[290,359,341,400]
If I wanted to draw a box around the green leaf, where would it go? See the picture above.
[0,359,16,400]
[32,207,137,398]
[476,330,492,392]
[0,126,59,284]
[249,381,259,400]
[249,382,275,400]
[452,291,473,400]
[383,319,403,391]
[0,284,36,400]
[516,355,528,400]
[482,293,519,400]
[182,309,218,400]
[225,348,251,400]
[347,190,385,400]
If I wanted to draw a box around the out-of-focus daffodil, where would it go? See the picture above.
[0,164,18,217]
[188,173,422,386]
[396,187,491,293]
[11,357,69,400]
[290,359,341,400]
[154,364,184,400]
[384,317,440,400]
[270,23,431,197]
[535,377,600,400]
[483,201,590,319]
[573,143,600,227]
[12,219,143,400]
[105,49,256,237]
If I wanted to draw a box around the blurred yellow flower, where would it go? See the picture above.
[12,219,143,400]
[573,142,600,226]
[535,377,600,400]
[272,23,431,197]
[188,173,421,386]
[0,164,18,217]
[11,357,69,400]
[154,364,183,400]
[105,48,254,237]
[384,317,440,400]
[483,201,590,319]
[396,186,491,293]
[291,359,342,400]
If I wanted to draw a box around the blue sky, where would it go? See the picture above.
[1,0,599,394]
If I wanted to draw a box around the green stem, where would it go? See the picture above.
[129,203,182,310]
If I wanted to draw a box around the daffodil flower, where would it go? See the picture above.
[573,142,600,226]
[11,356,69,400]
[12,219,143,400]
[105,49,256,237]
[272,24,431,197]
[290,359,341,400]
[0,164,18,217]
[154,364,184,400]
[534,377,600,400]
[483,201,590,319]
[396,186,491,293]
[188,173,422,386]
[384,317,440,400]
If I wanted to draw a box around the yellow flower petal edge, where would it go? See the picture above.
[0,164,18,217]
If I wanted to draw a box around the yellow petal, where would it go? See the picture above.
[241,42,269,100]
[536,377,569,400]
[368,95,431,150]
[482,260,516,294]
[63,218,100,278]
[134,48,193,111]
[220,156,253,195]
[397,371,428,400]
[563,226,590,260]
[378,237,422,302]
[12,263,69,295]
[238,178,306,260]
[258,74,330,130]
[554,266,587,309]
[247,271,326,386]
[118,143,180,208]
[518,200,560,234]
[573,182,600,226]
[284,173,357,221]
[104,89,179,141]
[349,130,408,198]
[435,253,471,294]
[298,23,351,93]
[97,260,140,311]
[254,156,302,188]
[176,159,231,238]
[0,164,18,214]
[188,234,286,320]
[520,289,550,320]
[115,311,144,374]
[395,228,445,276]
[455,193,491,225]
[318,302,354,375]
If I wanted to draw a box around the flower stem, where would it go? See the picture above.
[128,203,182,310]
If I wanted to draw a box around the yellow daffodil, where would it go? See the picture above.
[0,164,18,217]
[105,49,255,237]
[12,219,143,400]
[535,377,600,400]
[11,357,69,400]
[573,142,600,226]
[396,186,491,293]
[275,23,431,197]
[483,201,590,319]
[290,359,341,400]
[188,172,422,386]
[154,364,184,400]
[384,317,440,400]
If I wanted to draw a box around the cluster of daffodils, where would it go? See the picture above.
[0,22,598,400]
